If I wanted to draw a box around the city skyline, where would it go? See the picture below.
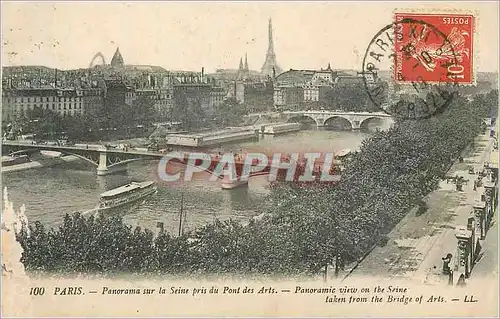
[2,2,499,73]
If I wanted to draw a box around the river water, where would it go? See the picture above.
[2,130,370,236]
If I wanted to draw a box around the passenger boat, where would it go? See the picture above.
[262,123,301,135]
[1,155,31,167]
[98,181,157,211]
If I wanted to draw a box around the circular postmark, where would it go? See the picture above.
[361,17,460,120]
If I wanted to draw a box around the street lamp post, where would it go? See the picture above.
[178,192,184,237]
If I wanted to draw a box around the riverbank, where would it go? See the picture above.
[1,154,80,173]
[347,130,497,284]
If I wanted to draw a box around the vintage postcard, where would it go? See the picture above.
[1,1,499,317]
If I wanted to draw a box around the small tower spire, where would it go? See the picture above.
[237,57,244,80]
[261,17,281,77]
[268,18,274,54]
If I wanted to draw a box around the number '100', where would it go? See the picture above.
[30,287,45,295]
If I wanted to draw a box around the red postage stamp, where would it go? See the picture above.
[394,12,474,84]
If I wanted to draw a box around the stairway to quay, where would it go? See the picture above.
[347,127,498,288]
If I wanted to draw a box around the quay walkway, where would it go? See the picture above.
[348,129,498,286]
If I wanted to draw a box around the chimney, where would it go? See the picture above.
[201,67,205,83]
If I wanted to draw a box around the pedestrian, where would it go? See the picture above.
[473,180,477,191]
[442,253,452,275]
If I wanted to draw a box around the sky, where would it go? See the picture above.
[2,1,499,73]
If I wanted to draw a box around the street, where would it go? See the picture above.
[349,131,497,285]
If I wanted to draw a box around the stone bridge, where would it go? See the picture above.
[244,110,394,129]
[282,110,394,129]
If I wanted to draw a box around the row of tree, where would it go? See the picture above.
[15,89,498,277]
[5,96,158,141]
[322,83,379,112]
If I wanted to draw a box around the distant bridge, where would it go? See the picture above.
[283,110,393,129]
[246,110,394,130]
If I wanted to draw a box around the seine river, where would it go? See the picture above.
[3,130,370,235]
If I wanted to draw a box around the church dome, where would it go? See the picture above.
[110,47,124,68]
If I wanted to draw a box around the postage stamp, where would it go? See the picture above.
[394,12,475,84]
[362,17,461,120]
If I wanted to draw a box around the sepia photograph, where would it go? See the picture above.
[1,1,499,317]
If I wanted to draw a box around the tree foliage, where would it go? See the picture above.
[323,83,379,112]
[171,91,207,131]
[212,98,247,127]
[10,96,158,142]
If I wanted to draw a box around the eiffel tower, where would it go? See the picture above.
[261,18,282,78]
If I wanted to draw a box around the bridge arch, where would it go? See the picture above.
[287,115,318,126]
[8,149,99,166]
[107,157,156,169]
[323,116,353,130]
[359,116,385,131]
[89,52,106,68]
